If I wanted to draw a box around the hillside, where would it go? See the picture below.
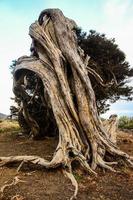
[0,113,7,119]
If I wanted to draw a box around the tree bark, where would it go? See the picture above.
[103,114,118,144]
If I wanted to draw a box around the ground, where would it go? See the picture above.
[0,122,133,200]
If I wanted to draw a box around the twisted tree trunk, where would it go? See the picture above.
[0,9,133,199]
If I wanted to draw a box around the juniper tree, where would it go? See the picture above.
[2,9,133,199]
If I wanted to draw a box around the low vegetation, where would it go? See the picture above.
[118,116,133,129]
[0,119,20,133]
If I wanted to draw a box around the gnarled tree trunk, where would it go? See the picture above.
[0,9,133,199]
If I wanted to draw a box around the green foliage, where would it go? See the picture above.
[75,28,133,113]
[118,116,133,129]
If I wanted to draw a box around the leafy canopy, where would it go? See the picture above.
[75,28,133,113]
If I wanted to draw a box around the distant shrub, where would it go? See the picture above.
[118,116,133,129]
[0,120,20,133]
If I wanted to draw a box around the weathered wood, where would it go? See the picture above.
[103,114,118,144]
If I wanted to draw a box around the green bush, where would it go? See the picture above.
[118,116,133,129]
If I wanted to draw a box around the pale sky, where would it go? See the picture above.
[0,0,133,117]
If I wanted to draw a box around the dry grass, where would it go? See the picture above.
[0,120,20,133]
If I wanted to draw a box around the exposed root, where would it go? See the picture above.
[72,151,97,176]
[0,176,26,198]
[63,168,78,200]
[126,158,133,167]
[0,149,63,169]
[0,146,133,200]
[104,161,118,166]
[17,161,24,172]
[11,195,25,200]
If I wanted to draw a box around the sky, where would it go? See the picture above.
[0,0,133,117]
